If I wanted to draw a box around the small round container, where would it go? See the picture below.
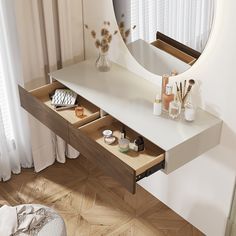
[104,136,116,145]
[129,142,138,152]
[102,130,113,138]
[118,138,130,153]
[75,106,84,118]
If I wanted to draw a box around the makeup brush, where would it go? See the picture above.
[180,82,183,100]
[183,80,187,98]
[182,79,195,103]
[175,82,182,102]
[55,105,77,111]
[189,79,195,87]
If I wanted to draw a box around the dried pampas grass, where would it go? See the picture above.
[85,20,117,54]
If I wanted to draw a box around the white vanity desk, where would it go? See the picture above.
[19,59,222,194]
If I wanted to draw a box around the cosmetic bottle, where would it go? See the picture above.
[163,84,174,111]
[169,95,181,119]
[162,74,169,100]
[153,94,162,116]
[120,125,126,139]
[134,136,144,152]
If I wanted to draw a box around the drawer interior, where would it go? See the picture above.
[79,115,165,177]
[30,82,100,127]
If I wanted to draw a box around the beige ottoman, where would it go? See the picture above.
[32,204,67,236]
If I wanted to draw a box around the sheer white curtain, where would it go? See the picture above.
[130,0,215,52]
[0,0,84,180]
[14,0,84,172]
[0,0,32,181]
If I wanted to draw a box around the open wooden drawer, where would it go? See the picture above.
[18,82,100,142]
[69,115,165,193]
[19,82,165,194]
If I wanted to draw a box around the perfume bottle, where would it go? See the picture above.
[169,95,181,119]
[163,84,174,111]
[162,74,169,100]
[153,94,162,116]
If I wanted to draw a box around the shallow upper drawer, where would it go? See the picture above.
[18,82,100,141]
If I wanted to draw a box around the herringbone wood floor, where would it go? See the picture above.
[0,156,204,236]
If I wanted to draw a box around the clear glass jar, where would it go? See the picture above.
[95,51,111,72]
[118,138,130,153]
[184,101,196,122]
[184,94,196,122]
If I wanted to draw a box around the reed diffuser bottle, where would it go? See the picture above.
[169,95,181,119]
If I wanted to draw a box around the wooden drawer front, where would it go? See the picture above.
[19,82,100,142]
[69,116,165,194]
[19,85,69,141]
[69,123,136,193]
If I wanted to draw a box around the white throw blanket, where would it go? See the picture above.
[0,205,56,236]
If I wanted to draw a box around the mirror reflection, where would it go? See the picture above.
[113,0,215,76]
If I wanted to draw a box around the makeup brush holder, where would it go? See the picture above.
[181,96,188,109]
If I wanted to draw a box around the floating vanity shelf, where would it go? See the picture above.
[18,59,222,194]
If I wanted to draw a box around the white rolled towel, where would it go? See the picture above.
[0,205,18,235]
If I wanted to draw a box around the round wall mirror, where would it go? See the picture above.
[112,0,215,76]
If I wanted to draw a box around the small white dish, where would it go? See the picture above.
[104,136,116,145]
[102,129,113,138]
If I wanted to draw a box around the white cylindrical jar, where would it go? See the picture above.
[153,94,162,116]
[184,102,196,122]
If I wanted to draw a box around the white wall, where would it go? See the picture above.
[83,0,236,235]
[227,184,236,235]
